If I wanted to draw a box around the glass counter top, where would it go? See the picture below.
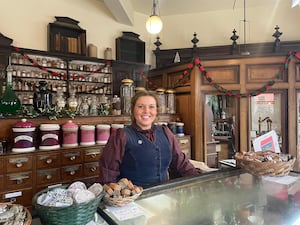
[97,169,300,225]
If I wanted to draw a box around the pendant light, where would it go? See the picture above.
[146,0,163,34]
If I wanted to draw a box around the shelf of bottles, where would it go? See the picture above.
[7,53,113,109]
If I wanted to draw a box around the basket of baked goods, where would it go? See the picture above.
[0,203,32,225]
[103,178,143,207]
[32,181,104,225]
[235,151,296,177]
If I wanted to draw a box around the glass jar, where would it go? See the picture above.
[55,88,66,111]
[166,89,176,114]
[89,95,99,116]
[135,86,146,93]
[111,95,121,115]
[67,90,78,112]
[79,96,89,116]
[33,80,52,114]
[120,79,135,115]
[156,88,166,114]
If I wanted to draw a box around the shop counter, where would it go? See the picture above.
[97,168,300,225]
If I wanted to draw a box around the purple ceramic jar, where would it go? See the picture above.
[39,124,60,150]
[12,118,36,152]
[62,120,78,147]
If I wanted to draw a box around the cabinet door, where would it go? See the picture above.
[112,61,150,96]
[5,155,33,173]
[36,168,61,185]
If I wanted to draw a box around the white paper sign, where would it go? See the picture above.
[252,130,280,153]
[106,203,146,221]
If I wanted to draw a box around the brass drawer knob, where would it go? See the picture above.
[90,167,96,172]
[90,153,96,158]
[46,174,52,180]
[46,158,53,164]
[70,156,76,161]
[70,171,75,175]
[16,163,23,168]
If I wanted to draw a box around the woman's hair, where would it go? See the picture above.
[130,90,160,121]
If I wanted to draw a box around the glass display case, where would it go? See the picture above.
[98,169,300,225]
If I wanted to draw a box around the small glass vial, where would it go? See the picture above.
[67,90,78,112]
[156,88,166,114]
[166,89,176,114]
[120,79,135,115]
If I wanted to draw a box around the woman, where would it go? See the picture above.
[99,90,199,188]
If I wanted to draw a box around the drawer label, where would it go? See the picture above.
[4,191,22,199]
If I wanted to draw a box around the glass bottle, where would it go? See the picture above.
[0,57,21,115]
[120,79,135,115]
[79,96,89,116]
[166,89,176,114]
[33,80,52,114]
[55,87,66,111]
[111,95,121,115]
[67,90,78,112]
[89,95,98,116]
[156,88,166,114]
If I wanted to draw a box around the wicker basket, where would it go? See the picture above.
[0,203,32,225]
[235,153,296,177]
[103,190,143,207]
[32,185,104,225]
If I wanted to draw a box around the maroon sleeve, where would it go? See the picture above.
[99,128,127,184]
[163,126,199,178]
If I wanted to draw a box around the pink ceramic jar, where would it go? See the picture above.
[12,118,36,153]
[80,125,95,146]
[39,124,60,150]
[96,124,111,145]
[62,120,78,147]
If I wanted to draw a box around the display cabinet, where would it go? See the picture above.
[98,169,300,225]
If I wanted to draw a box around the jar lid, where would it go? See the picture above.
[40,124,60,130]
[135,87,146,92]
[14,118,35,128]
[80,125,95,130]
[156,88,166,93]
[121,79,134,84]
[62,120,78,129]
[97,124,111,129]
[165,89,176,93]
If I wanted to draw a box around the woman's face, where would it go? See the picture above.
[133,96,157,130]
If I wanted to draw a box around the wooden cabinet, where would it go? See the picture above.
[148,52,298,165]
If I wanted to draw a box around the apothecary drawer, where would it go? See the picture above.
[84,148,103,162]
[83,162,99,177]
[36,152,60,169]
[5,171,33,189]
[36,168,61,185]
[5,155,33,173]
[61,164,83,181]
[61,150,82,166]
[1,188,33,206]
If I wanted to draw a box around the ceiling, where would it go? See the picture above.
[130,0,283,16]
[102,0,289,25]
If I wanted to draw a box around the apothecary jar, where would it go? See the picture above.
[120,79,135,114]
[156,88,166,114]
[166,89,176,114]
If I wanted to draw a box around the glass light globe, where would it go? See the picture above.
[146,15,163,34]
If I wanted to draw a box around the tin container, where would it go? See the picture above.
[80,125,95,146]
[96,124,111,145]
[62,120,78,147]
[39,124,60,150]
[12,118,36,153]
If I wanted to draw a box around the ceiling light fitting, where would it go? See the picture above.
[146,0,163,34]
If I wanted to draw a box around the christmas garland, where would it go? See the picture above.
[172,51,300,98]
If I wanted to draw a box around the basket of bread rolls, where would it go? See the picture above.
[103,178,143,207]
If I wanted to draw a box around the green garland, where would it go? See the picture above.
[173,51,300,98]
